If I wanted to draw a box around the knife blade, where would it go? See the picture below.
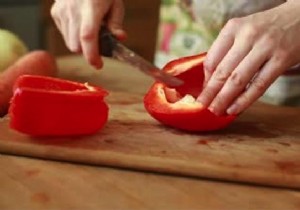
[99,28,184,87]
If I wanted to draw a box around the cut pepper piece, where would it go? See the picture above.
[9,75,109,136]
[144,53,236,131]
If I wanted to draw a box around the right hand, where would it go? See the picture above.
[197,1,300,116]
[51,0,126,69]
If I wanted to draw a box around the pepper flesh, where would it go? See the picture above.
[9,75,109,136]
[144,53,236,131]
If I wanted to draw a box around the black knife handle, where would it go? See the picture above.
[99,26,117,57]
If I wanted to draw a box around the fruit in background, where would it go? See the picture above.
[0,29,28,73]
[0,51,58,117]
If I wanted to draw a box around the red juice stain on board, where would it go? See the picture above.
[31,192,50,204]
[26,169,40,177]
[104,139,114,144]
[266,148,279,154]
[274,161,300,174]
[197,140,209,145]
[197,139,219,146]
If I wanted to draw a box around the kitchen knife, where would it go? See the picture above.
[99,28,184,87]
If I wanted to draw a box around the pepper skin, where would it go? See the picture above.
[144,53,236,131]
[9,75,109,136]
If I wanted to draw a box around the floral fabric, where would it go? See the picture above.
[155,0,300,106]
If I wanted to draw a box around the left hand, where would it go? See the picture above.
[197,1,300,116]
[51,0,126,69]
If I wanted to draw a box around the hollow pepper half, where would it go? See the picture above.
[9,75,109,136]
[144,53,236,132]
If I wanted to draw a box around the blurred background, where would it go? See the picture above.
[0,0,160,62]
[1,0,299,106]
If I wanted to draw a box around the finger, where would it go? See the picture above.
[208,44,271,116]
[80,2,103,69]
[203,19,239,84]
[197,35,253,108]
[51,3,62,33]
[226,56,287,115]
[51,2,70,49]
[61,17,70,49]
[107,0,127,40]
[68,17,81,53]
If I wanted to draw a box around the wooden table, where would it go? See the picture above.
[1,56,300,210]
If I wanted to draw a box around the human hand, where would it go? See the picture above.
[197,1,300,116]
[51,0,126,69]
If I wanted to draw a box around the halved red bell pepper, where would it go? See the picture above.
[9,75,109,136]
[144,53,236,131]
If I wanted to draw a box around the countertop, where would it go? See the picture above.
[0,56,300,210]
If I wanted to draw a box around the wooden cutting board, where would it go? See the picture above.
[0,56,300,189]
[1,91,300,189]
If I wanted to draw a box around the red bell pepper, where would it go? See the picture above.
[9,75,109,136]
[144,53,236,131]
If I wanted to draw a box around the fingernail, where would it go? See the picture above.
[208,106,221,116]
[92,58,102,70]
[118,32,127,41]
[112,29,127,41]
[227,104,239,115]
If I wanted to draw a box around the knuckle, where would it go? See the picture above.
[229,71,244,87]
[50,5,58,17]
[275,48,289,62]
[226,18,241,30]
[271,49,290,69]
[228,49,243,61]
[80,26,96,41]
[261,37,276,52]
[262,32,278,48]
[251,77,267,93]
[51,2,65,17]
[264,33,276,44]
[241,23,259,40]
[214,68,229,84]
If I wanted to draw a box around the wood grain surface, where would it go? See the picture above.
[1,154,300,210]
[0,56,300,189]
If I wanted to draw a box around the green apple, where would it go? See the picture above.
[0,29,28,73]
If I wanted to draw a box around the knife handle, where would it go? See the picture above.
[99,27,117,57]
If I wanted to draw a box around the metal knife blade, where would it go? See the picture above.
[99,28,184,87]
